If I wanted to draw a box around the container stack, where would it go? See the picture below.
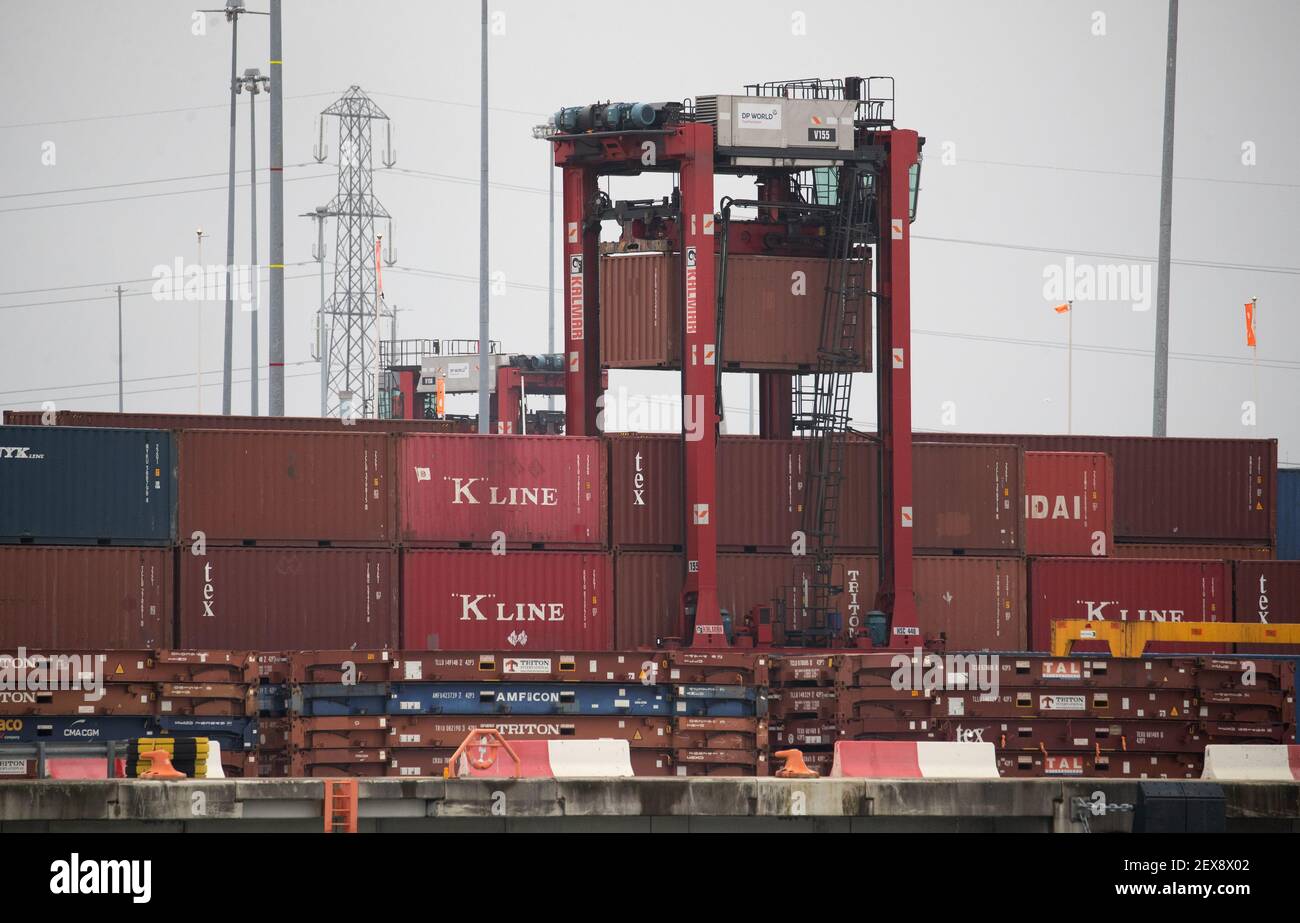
[663,651,769,777]
[766,651,1295,778]
[0,649,259,777]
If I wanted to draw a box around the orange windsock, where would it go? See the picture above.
[1245,301,1257,347]
[1053,303,1070,314]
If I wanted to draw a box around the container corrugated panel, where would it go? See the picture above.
[177,429,393,544]
[0,426,175,544]
[1023,451,1113,556]
[921,432,1276,543]
[1027,557,1230,654]
[599,253,676,368]
[1112,543,1273,560]
[913,556,1028,651]
[1279,469,1300,559]
[178,547,397,650]
[912,443,1022,553]
[398,434,605,547]
[401,549,612,651]
[599,253,869,371]
[608,435,873,551]
[0,546,173,648]
[2,409,474,433]
[1232,560,1300,655]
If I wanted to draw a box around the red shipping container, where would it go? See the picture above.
[608,435,874,551]
[1022,451,1114,556]
[178,547,397,650]
[913,556,1028,651]
[0,546,172,649]
[599,252,869,371]
[3,409,473,433]
[401,550,612,651]
[1113,543,1273,560]
[398,434,604,548]
[921,432,1276,544]
[912,443,1022,554]
[177,430,393,544]
[1233,561,1300,655]
[1028,558,1229,654]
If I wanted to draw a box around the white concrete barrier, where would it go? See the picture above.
[1201,745,1300,781]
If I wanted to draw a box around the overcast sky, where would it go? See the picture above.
[1,1,1296,461]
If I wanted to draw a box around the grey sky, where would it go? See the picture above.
[1,1,1296,461]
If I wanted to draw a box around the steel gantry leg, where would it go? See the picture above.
[675,122,724,645]
[875,129,919,644]
[561,164,601,437]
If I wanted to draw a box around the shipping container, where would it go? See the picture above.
[1278,469,1300,559]
[921,432,1276,543]
[614,552,1025,651]
[1022,451,1113,556]
[177,429,393,545]
[401,549,612,651]
[178,547,397,650]
[599,252,869,371]
[0,426,175,544]
[3,409,473,433]
[0,546,172,649]
[397,434,605,547]
[1027,557,1229,654]
[1232,560,1300,655]
[1112,543,1272,560]
[912,443,1022,553]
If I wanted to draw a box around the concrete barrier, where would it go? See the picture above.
[456,738,635,778]
[830,740,999,779]
[1202,745,1300,781]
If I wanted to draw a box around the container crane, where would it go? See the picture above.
[548,77,923,648]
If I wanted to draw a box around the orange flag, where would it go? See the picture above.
[1244,301,1257,347]
[1053,303,1070,314]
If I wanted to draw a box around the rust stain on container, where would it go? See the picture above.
[1028,557,1229,654]
[401,549,612,651]
[178,547,397,650]
[177,430,393,545]
[398,434,605,548]
[1233,560,1300,655]
[1023,451,1113,556]
[0,546,172,649]
[600,252,869,371]
[921,432,1277,544]
[3,409,474,433]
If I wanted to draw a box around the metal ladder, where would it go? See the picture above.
[793,163,871,640]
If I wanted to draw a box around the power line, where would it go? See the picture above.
[0,264,328,311]
[0,91,342,130]
[0,162,322,200]
[0,360,317,399]
[2,369,322,409]
[0,170,333,215]
[957,157,1300,190]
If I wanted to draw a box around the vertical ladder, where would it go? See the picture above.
[324,778,359,833]
[793,163,871,641]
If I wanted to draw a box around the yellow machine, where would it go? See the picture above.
[1050,619,1300,657]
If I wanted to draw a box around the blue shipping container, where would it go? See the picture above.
[0,426,175,544]
[0,715,155,744]
[1279,469,1300,560]
[294,683,389,716]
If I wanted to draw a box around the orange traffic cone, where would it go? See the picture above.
[774,749,819,779]
[138,749,187,779]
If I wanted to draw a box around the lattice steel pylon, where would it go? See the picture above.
[314,86,395,418]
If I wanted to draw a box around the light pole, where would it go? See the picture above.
[477,0,490,434]
[1055,300,1073,434]
[238,67,270,416]
[302,206,330,416]
[196,228,209,412]
[114,285,125,412]
[202,0,266,415]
